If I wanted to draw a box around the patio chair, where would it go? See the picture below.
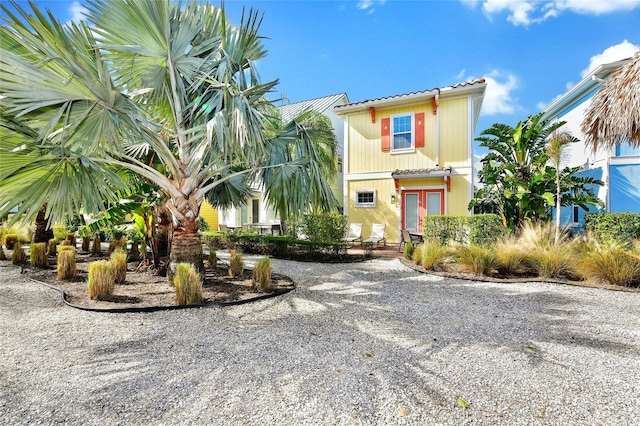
[344,223,363,244]
[399,229,422,252]
[362,223,386,247]
[219,224,228,232]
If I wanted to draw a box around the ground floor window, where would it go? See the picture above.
[355,190,376,208]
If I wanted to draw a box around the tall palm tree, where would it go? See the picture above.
[1,1,286,274]
[546,131,578,243]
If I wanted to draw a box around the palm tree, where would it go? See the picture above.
[0,1,288,274]
[546,131,578,243]
[582,50,640,152]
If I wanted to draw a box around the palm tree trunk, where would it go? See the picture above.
[555,179,562,244]
[167,195,204,280]
[32,205,54,243]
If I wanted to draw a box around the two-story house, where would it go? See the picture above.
[542,57,640,228]
[334,79,487,244]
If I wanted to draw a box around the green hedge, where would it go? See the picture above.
[201,232,349,260]
[423,214,505,246]
[584,212,640,246]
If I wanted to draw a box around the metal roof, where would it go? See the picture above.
[278,93,348,122]
[334,79,486,114]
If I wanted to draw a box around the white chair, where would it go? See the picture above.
[362,223,386,247]
[344,223,363,244]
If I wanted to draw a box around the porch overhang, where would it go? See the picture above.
[392,166,453,192]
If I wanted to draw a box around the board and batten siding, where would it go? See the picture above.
[199,201,219,232]
[346,179,399,242]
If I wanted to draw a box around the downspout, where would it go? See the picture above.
[434,89,441,167]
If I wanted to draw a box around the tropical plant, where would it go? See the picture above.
[30,242,48,268]
[87,260,114,300]
[110,251,127,284]
[11,245,27,265]
[57,246,76,280]
[174,263,203,305]
[1,1,328,280]
[229,250,244,277]
[252,257,272,292]
[470,113,602,231]
[545,131,578,243]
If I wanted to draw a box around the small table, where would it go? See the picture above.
[409,232,424,243]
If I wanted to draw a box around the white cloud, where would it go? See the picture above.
[480,70,520,115]
[468,0,640,26]
[580,40,638,77]
[357,0,386,13]
[66,2,87,25]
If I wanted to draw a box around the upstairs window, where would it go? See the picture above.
[392,114,413,152]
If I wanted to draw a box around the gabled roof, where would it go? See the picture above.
[542,58,632,120]
[333,79,486,115]
[278,93,348,122]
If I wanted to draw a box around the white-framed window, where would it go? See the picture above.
[391,113,414,152]
[355,190,376,208]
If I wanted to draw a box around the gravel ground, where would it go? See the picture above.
[1,254,639,425]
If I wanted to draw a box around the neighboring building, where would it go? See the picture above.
[217,93,349,229]
[542,57,640,228]
[334,79,487,244]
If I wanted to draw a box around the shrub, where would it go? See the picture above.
[585,212,640,247]
[47,239,57,257]
[4,233,19,250]
[229,249,244,277]
[174,263,203,305]
[403,241,414,260]
[66,233,77,247]
[57,247,77,280]
[208,250,217,269]
[30,243,48,268]
[252,257,272,292]
[455,244,498,276]
[110,251,127,284]
[420,241,450,271]
[199,217,209,232]
[87,260,114,300]
[300,213,348,243]
[11,246,27,265]
[424,214,505,246]
[91,237,102,255]
[579,242,640,287]
[81,237,90,252]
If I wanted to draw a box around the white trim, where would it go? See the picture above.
[345,171,394,181]
[343,115,349,213]
[610,156,640,165]
[390,112,415,153]
[468,96,474,205]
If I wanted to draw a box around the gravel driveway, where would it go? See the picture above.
[1,255,639,425]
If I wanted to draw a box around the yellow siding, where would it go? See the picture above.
[439,98,469,167]
[348,105,437,174]
[199,201,219,232]
[347,179,400,243]
[447,175,472,215]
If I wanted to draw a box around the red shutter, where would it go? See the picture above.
[381,118,390,152]
[415,113,425,148]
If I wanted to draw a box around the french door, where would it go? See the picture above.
[402,189,444,233]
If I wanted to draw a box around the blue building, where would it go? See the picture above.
[542,57,640,229]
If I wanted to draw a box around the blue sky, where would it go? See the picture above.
[8,0,640,138]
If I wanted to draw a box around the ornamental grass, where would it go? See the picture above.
[420,241,450,271]
[12,246,27,265]
[30,243,48,268]
[403,242,414,260]
[81,237,90,252]
[229,249,244,277]
[110,250,127,284]
[65,233,77,247]
[455,244,499,276]
[208,249,217,269]
[0,244,5,260]
[252,257,272,292]
[578,242,640,287]
[91,237,102,255]
[174,263,203,305]
[57,247,77,280]
[495,237,530,276]
[47,239,57,257]
[4,233,19,250]
[87,260,114,300]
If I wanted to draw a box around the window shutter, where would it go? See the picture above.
[381,118,390,152]
[415,113,425,148]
